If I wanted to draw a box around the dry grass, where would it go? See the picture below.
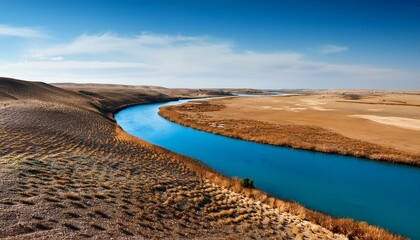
[65,192,81,201]
[159,99,420,166]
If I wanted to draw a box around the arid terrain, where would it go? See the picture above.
[0,78,403,239]
[160,91,420,166]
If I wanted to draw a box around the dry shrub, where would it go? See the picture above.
[65,192,81,201]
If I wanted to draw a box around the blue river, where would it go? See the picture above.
[115,98,420,239]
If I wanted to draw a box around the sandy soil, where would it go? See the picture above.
[0,78,352,239]
[160,91,420,166]
[350,115,420,131]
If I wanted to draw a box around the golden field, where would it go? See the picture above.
[0,78,404,239]
[160,91,420,166]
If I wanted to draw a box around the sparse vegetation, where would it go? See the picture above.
[63,222,81,231]
[241,177,254,188]
[65,192,81,201]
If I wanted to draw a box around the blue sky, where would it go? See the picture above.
[0,0,419,89]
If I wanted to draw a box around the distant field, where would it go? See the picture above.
[160,90,420,166]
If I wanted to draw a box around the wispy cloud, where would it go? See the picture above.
[0,24,46,38]
[1,33,418,89]
[318,44,348,55]
[31,32,206,56]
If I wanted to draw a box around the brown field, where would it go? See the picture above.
[160,91,420,166]
[0,78,404,239]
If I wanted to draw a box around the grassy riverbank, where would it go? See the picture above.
[159,93,420,166]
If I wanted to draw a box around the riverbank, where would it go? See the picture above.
[159,92,420,167]
[0,78,401,239]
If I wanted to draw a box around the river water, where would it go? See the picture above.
[115,98,420,239]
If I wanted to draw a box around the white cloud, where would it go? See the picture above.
[29,54,64,62]
[1,33,419,89]
[0,24,46,38]
[0,60,150,70]
[31,33,206,57]
[319,44,348,55]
